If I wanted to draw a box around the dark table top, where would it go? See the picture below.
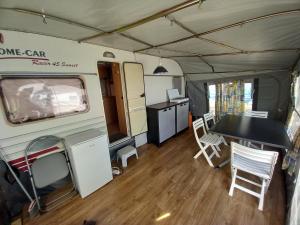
[210,115,291,149]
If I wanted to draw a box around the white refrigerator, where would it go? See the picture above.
[65,129,113,198]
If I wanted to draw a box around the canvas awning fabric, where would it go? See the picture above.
[1,0,300,79]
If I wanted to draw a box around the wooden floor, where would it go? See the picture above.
[25,128,286,225]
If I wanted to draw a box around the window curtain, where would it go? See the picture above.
[215,80,245,120]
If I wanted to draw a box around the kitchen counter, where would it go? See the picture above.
[146,100,189,146]
[147,101,187,110]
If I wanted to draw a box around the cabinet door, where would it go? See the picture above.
[158,106,176,143]
[176,102,189,132]
[123,62,148,136]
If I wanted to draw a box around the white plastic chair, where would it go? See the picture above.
[244,111,268,118]
[203,112,228,146]
[243,110,268,149]
[192,118,224,167]
[229,142,278,211]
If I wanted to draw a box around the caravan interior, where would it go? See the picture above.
[0,1,300,225]
[97,62,128,143]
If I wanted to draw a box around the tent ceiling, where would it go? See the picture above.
[1,0,300,77]
[0,10,99,40]
[171,0,300,34]
[0,0,184,31]
[86,33,149,52]
[123,17,191,46]
[204,14,300,50]
[138,48,192,57]
[163,38,232,55]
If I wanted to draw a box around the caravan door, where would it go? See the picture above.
[123,62,147,136]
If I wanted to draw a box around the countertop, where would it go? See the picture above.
[146,101,188,110]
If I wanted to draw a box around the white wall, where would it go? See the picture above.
[144,76,174,105]
[0,30,184,154]
[136,53,184,105]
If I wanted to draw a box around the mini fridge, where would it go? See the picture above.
[65,129,113,198]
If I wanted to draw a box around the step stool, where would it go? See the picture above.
[117,145,138,168]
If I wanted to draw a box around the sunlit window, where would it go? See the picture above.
[244,82,253,112]
[208,84,216,114]
[0,77,88,124]
[208,81,253,114]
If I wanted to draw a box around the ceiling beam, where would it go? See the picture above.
[166,16,243,52]
[78,0,200,42]
[136,8,300,52]
[184,68,290,75]
[166,48,300,58]
[0,7,154,47]
[0,7,104,32]
[118,33,153,47]
[196,56,215,72]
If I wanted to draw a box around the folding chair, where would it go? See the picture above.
[25,135,76,212]
[244,111,269,149]
[192,118,223,167]
[229,142,278,211]
[203,112,228,146]
[244,111,268,118]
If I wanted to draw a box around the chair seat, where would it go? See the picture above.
[32,153,69,188]
[199,134,222,145]
[232,154,272,178]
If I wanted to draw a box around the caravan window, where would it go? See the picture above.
[0,77,88,124]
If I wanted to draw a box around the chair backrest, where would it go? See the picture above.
[203,112,215,131]
[231,142,278,178]
[24,135,70,188]
[24,135,65,172]
[244,111,268,118]
[25,135,62,155]
[192,118,207,145]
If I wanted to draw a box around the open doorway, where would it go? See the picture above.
[97,62,127,143]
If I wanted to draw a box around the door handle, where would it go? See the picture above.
[140,93,145,97]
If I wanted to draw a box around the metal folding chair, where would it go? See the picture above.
[25,135,76,212]
[229,142,278,211]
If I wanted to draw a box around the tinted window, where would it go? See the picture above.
[0,77,88,124]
